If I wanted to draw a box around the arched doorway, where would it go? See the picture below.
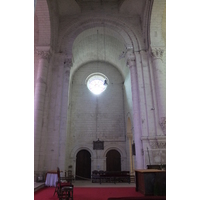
[106,150,121,171]
[76,150,91,180]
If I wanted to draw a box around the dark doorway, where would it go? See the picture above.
[76,149,91,180]
[106,149,121,171]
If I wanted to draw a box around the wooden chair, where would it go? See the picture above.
[54,167,74,199]
[58,184,74,200]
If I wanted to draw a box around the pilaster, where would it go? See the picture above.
[34,46,51,172]
[151,47,166,134]
[58,56,73,170]
[126,51,144,169]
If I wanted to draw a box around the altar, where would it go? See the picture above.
[135,169,166,196]
[45,171,58,187]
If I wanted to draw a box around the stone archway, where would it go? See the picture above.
[76,149,91,180]
[106,149,121,171]
[58,17,143,55]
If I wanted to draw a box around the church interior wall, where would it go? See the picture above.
[34,0,166,179]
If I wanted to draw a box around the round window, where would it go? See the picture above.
[86,73,109,95]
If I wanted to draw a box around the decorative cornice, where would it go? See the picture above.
[151,48,164,60]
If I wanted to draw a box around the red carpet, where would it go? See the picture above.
[34,186,144,200]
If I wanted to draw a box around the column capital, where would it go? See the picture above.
[151,47,164,60]
[35,46,51,60]
[126,51,136,68]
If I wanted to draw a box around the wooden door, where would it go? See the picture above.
[106,150,121,171]
[76,150,91,180]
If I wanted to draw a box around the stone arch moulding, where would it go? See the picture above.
[57,17,143,56]
[101,145,127,159]
[70,145,94,160]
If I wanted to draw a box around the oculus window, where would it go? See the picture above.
[86,73,109,95]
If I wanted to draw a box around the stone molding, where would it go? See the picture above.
[59,16,140,55]
[151,47,164,60]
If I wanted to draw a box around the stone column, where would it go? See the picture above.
[126,51,144,169]
[127,133,134,175]
[58,57,72,170]
[151,48,166,133]
[34,46,50,172]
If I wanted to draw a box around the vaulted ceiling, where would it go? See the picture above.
[35,0,166,79]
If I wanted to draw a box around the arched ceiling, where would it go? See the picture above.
[46,0,147,80]
[35,0,166,80]
[71,27,128,79]
[56,0,145,17]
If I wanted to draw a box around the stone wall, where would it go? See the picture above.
[66,61,128,172]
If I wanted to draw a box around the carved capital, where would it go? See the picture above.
[36,50,50,59]
[151,48,164,60]
[160,117,166,133]
[35,46,51,60]
[126,51,136,68]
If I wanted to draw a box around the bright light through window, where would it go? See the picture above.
[86,74,108,95]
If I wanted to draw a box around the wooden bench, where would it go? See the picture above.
[92,171,130,184]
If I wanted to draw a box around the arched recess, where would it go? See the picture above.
[76,149,91,180]
[69,146,94,174]
[70,146,94,161]
[57,17,143,56]
[102,146,127,170]
[62,15,145,171]
[106,150,121,171]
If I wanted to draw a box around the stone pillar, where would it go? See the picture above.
[34,46,50,172]
[151,48,166,133]
[127,133,134,175]
[58,57,72,170]
[126,51,144,169]
[45,53,69,171]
